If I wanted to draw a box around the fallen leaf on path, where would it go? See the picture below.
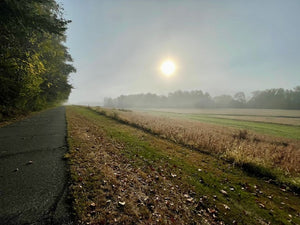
[170,173,177,178]
[258,203,265,209]
[223,204,230,210]
[187,197,194,203]
[118,201,126,206]
[220,190,228,196]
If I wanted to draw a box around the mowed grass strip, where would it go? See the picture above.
[66,106,300,225]
[212,115,300,126]
[66,106,214,224]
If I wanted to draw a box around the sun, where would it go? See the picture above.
[160,60,176,76]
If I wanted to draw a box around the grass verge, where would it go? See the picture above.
[66,106,300,224]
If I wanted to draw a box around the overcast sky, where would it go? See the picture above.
[60,0,300,104]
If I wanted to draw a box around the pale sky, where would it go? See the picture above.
[60,0,300,104]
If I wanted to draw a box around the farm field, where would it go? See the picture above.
[143,108,300,117]
[140,109,300,139]
[93,107,300,185]
[66,106,300,224]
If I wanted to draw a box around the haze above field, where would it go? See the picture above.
[61,0,300,105]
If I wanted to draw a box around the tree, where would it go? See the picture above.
[214,95,234,108]
[247,87,300,109]
[232,92,246,108]
[104,87,300,109]
[234,92,246,104]
[0,0,75,116]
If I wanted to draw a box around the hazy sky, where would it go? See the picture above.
[60,0,300,104]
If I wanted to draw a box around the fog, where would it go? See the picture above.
[61,0,300,105]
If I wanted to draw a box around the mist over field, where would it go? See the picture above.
[104,87,300,109]
[2,1,300,224]
[61,0,300,105]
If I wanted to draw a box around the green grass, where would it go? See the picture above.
[146,111,300,139]
[67,106,300,224]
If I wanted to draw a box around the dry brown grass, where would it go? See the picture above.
[94,107,300,175]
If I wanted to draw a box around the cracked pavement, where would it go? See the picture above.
[0,107,73,225]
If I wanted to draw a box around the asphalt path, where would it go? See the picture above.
[0,107,73,225]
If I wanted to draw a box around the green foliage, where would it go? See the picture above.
[0,0,75,116]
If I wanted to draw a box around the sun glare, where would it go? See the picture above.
[160,60,176,76]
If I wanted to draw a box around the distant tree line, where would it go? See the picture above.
[0,0,75,117]
[104,87,300,109]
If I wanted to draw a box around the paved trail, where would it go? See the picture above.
[0,107,72,225]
